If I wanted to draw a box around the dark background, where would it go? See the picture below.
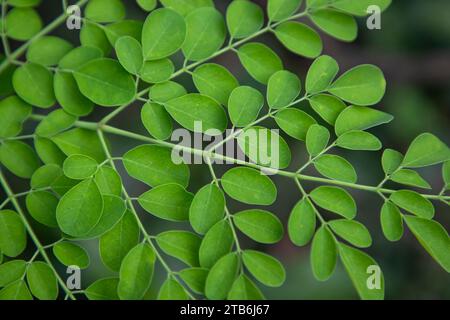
[1,0,449,299]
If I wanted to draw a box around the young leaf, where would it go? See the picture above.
[311,226,337,281]
[308,94,346,125]
[310,186,357,219]
[267,70,301,109]
[233,209,284,244]
[35,109,77,138]
[179,268,209,294]
[275,22,322,58]
[26,262,58,300]
[156,231,201,266]
[381,149,403,175]
[53,242,90,269]
[205,252,240,300]
[336,131,382,151]
[390,169,431,189]
[141,102,173,140]
[309,9,357,42]
[118,243,156,300]
[242,250,286,287]
[0,210,26,258]
[5,7,42,41]
[115,36,143,75]
[306,55,339,94]
[26,36,73,66]
[0,140,40,178]
[85,278,119,300]
[221,167,277,205]
[85,0,126,23]
[63,154,98,180]
[288,198,317,246]
[158,278,189,300]
[267,0,302,22]
[226,0,263,39]
[380,201,403,242]
[0,260,27,287]
[306,124,330,157]
[138,183,193,221]
[329,219,372,248]
[314,154,357,183]
[228,274,264,300]
[140,58,174,83]
[228,86,264,127]
[402,133,450,168]
[0,96,31,138]
[25,191,58,228]
[199,220,234,268]
[390,190,434,219]
[0,281,32,300]
[275,108,317,141]
[189,184,225,235]
[334,106,394,136]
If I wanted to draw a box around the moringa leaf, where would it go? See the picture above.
[402,133,450,168]
[275,108,317,141]
[314,154,357,183]
[0,140,40,178]
[179,268,208,294]
[309,9,357,42]
[0,210,26,258]
[390,169,431,189]
[228,274,264,300]
[288,198,316,246]
[115,36,143,75]
[149,81,187,103]
[390,190,434,219]
[141,102,173,140]
[267,0,302,22]
[25,191,58,228]
[228,86,264,127]
[335,106,394,136]
[53,242,90,269]
[267,70,301,109]
[311,226,337,281]
[329,219,372,248]
[85,0,125,23]
[306,124,330,157]
[380,202,403,242]
[156,230,201,266]
[94,166,122,196]
[233,209,284,244]
[199,220,234,268]
[308,94,346,125]
[226,0,263,39]
[35,109,77,138]
[381,149,403,175]
[275,22,322,58]
[85,278,119,300]
[26,262,58,300]
[160,0,213,17]
[336,130,382,151]
[205,252,239,300]
[189,184,225,235]
[80,23,111,56]
[26,36,73,66]
[0,260,27,287]
[310,186,356,219]
[140,58,174,83]
[0,96,31,138]
[242,250,286,287]
[5,7,42,41]
[63,154,98,180]
[306,55,339,94]
[158,278,189,300]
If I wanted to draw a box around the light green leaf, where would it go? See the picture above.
[199,220,234,268]
[381,149,403,175]
[329,65,386,106]
[73,58,136,107]
[306,55,339,94]
[141,102,173,140]
[26,36,73,66]
[0,260,27,287]
[205,252,239,300]
[80,23,111,56]
[267,0,302,22]
[137,0,157,11]
[85,278,119,300]
[25,191,58,228]
[275,22,322,58]
[156,231,201,266]
[242,250,286,287]
[329,219,372,248]
[179,268,208,294]
[0,96,31,138]
[54,72,94,117]
[275,108,317,141]
[267,70,301,109]
[182,7,226,61]
[158,278,189,300]
[314,154,357,183]
[138,183,193,221]
[309,9,357,42]
[311,226,337,281]
[221,167,277,205]
[7,0,41,8]
[95,166,122,196]
[308,94,346,125]
[288,198,316,246]
[310,186,356,219]
[380,201,403,242]
[335,106,393,136]
[226,0,263,39]
[118,243,156,300]
[390,169,431,189]
[237,42,283,84]
[390,190,434,219]
[104,20,143,46]
[30,164,62,189]
[85,0,125,23]
[164,94,228,133]
[35,109,77,138]
[160,0,213,16]
[0,280,32,300]
[58,46,104,70]
[306,124,330,157]
[402,133,450,168]
[332,0,391,17]
[192,63,239,105]
[336,130,382,151]
[115,36,143,75]
[140,58,174,83]
[228,86,264,127]
[0,140,40,178]
[228,274,264,300]
[149,81,187,103]
[63,155,98,180]
[26,262,58,300]
[53,242,90,269]
[84,194,126,238]
[233,209,284,244]
[5,8,42,41]
[189,184,225,234]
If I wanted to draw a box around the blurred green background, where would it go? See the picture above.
[1,0,449,299]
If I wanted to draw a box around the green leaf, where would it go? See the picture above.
[335,106,394,136]
[311,226,337,281]
[118,243,156,300]
[73,58,136,107]
[390,190,434,219]
[30,164,62,189]
[137,0,157,11]
[158,278,189,300]
[164,94,228,133]
[0,280,32,300]
[192,63,239,106]
[35,109,77,138]
[336,130,382,151]
[160,0,213,16]
[13,63,55,108]
[85,278,119,300]
[104,19,143,46]
[380,202,403,242]
[309,9,357,42]
[140,58,174,83]
[5,8,42,41]
[228,86,264,127]
[199,220,234,268]
[50,173,78,197]
[306,124,330,157]
[0,260,27,287]
[310,186,356,219]
[182,7,226,61]
[26,36,73,66]
[52,128,106,163]
[242,250,286,287]
[25,191,58,228]
[237,42,283,84]
[84,194,126,238]
[275,108,317,141]
[275,22,322,58]
[314,154,357,183]
[339,243,385,300]
[80,23,111,56]
[221,167,277,205]
[328,65,386,106]
[95,166,122,196]
[85,0,125,23]
[59,46,104,70]
[26,262,58,300]
[233,209,284,244]
[138,183,193,221]
[288,198,316,246]
[228,274,264,300]
[205,252,239,300]
[123,144,190,187]
[332,0,392,17]
[390,169,431,189]
[381,149,403,175]
[308,94,346,125]
[115,36,143,75]
[156,231,201,266]
[179,268,208,294]
[63,154,98,180]
[226,0,263,39]
[100,211,140,271]
[0,140,40,178]
[141,102,173,140]
[54,72,94,117]
[267,70,301,109]
[306,55,339,94]
[237,126,292,169]
[149,81,187,103]
[329,219,372,248]
[53,242,90,269]
[267,0,302,22]
[189,184,225,234]
[403,216,450,273]
[402,133,450,168]
[7,0,41,8]
[0,96,31,138]
[56,179,104,237]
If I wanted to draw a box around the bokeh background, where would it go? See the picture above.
[1,0,449,299]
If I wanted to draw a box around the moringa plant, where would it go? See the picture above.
[0,0,448,301]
